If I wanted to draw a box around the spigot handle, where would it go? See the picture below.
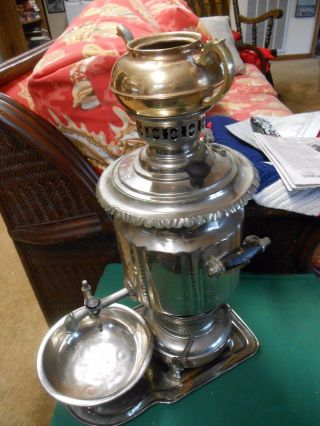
[205,235,271,277]
[81,280,92,299]
[81,280,102,316]
[221,236,271,271]
[64,282,130,332]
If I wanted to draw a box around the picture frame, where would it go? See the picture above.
[295,0,317,18]
[45,0,65,14]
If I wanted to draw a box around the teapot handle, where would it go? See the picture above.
[197,39,235,107]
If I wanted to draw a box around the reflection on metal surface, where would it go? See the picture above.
[69,306,259,426]
[115,215,243,317]
[37,304,153,407]
[146,305,233,368]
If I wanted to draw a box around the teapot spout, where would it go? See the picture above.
[117,25,134,45]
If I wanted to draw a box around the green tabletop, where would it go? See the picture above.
[50,265,320,426]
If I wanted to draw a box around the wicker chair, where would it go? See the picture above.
[0,60,120,325]
[0,38,319,326]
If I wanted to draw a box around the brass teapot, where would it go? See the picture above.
[111,26,235,117]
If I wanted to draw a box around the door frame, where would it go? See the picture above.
[311,0,320,55]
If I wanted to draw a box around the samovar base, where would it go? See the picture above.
[145,304,233,368]
[68,306,259,426]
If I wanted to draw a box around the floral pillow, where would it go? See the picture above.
[145,0,200,32]
[27,0,203,172]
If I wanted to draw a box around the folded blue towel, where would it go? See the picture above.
[206,116,320,216]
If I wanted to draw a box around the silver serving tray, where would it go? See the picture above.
[69,306,259,425]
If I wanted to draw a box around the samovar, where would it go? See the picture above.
[37,27,270,425]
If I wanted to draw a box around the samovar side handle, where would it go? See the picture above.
[197,39,235,107]
[205,235,271,278]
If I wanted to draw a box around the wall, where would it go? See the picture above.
[285,2,317,54]
[234,0,318,55]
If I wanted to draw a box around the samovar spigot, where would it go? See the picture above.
[64,280,130,332]
[81,280,102,316]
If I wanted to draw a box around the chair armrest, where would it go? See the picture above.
[9,215,112,245]
[238,9,283,25]
[238,9,283,48]
[0,41,53,86]
[232,0,283,49]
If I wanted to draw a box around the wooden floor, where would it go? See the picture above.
[0,216,54,425]
[271,58,320,113]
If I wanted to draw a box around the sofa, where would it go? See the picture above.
[0,0,319,325]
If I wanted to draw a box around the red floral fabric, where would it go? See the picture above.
[208,64,291,121]
[25,0,204,171]
[1,0,291,174]
[1,71,34,110]
[228,64,277,96]
[145,0,200,32]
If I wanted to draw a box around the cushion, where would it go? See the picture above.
[1,71,34,110]
[27,0,203,172]
[228,64,277,96]
[208,91,291,122]
[200,16,246,75]
[145,0,201,32]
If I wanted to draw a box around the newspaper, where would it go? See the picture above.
[254,134,320,191]
[226,111,320,149]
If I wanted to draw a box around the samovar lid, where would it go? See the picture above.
[96,141,259,229]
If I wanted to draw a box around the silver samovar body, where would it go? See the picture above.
[97,29,268,369]
[97,114,260,368]
[37,30,270,424]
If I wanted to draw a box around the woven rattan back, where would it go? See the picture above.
[0,127,93,228]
